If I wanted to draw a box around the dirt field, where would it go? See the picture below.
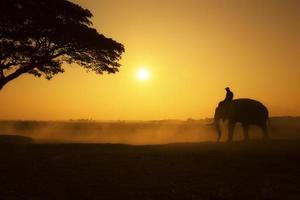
[1,140,300,200]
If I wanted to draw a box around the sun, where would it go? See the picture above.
[136,68,150,81]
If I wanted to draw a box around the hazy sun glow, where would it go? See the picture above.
[136,68,150,81]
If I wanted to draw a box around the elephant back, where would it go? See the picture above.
[229,98,269,124]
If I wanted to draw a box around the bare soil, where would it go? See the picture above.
[0,140,299,200]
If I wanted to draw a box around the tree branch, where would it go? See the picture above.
[1,63,35,88]
[0,52,65,90]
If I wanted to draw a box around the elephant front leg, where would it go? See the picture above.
[228,121,236,142]
[242,124,249,141]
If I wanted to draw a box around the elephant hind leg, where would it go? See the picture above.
[242,124,249,141]
[228,121,236,142]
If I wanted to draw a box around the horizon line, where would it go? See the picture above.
[0,115,300,123]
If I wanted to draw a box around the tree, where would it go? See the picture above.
[0,0,125,90]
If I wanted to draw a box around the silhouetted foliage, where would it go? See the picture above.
[0,0,124,89]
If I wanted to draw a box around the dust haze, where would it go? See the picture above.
[1,117,299,144]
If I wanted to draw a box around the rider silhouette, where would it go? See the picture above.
[224,87,234,102]
[218,87,234,122]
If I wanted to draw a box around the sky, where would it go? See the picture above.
[0,0,299,120]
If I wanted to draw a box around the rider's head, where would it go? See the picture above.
[225,87,230,92]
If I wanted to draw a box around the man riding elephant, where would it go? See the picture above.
[213,87,269,141]
[218,87,234,121]
[224,87,234,102]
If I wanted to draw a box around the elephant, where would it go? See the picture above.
[213,98,269,142]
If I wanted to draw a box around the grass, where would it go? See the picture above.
[1,140,300,200]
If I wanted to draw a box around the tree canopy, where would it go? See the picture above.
[0,0,125,90]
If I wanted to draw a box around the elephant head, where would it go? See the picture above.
[213,102,230,141]
[213,106,222,141]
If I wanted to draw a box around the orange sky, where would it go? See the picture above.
[0,0,299,120]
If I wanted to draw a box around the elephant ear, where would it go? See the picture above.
[218,101,232,120]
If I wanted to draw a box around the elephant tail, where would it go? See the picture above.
[266,109,270,126]
[266,117,271,128]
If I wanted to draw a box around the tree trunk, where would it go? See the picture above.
[0,71,3,90]
[0,77,6,90]
[0,82,3,90]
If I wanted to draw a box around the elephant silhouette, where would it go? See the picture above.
[213,98,269,142]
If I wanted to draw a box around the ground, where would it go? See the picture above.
[0,140,300,200]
